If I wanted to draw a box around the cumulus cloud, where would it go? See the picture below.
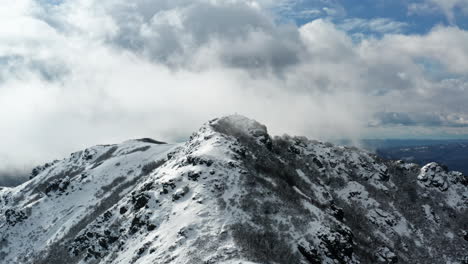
[1,0,468,185]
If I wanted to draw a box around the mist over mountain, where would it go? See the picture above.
[1,116,466,264]
[0,169,28,187]
[2,0,468,179]
[2,0,468,262]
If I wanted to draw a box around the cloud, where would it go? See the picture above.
[408,0,468,25]
[1,0,468,185]
[371,112,468,127]
[273,0,346,21]
[339,18,408,34]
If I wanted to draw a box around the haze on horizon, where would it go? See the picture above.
[1,0,468,184]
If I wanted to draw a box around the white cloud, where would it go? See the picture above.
[273,0,346,21]
[339,18,408,34]
[408,0,468,24]
[1,0,468,181]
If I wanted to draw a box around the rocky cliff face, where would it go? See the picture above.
[1,115,467,264]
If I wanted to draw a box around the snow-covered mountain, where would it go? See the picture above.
[1,115,467,264]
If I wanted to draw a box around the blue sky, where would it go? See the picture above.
[275,0,468,34]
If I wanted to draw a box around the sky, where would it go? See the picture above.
[1,0,468,185]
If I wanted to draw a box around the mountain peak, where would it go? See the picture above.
[210,114,268,136]
[0,116,466,264]
[208,115,272,150]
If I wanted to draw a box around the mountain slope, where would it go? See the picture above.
[1,115,467,264]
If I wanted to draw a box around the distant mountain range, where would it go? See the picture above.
[357,139,468,175]
[1,116,467,263]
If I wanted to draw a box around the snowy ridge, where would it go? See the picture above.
[0,139,177,263]
[1,115,467,264]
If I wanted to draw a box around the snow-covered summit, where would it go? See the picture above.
[209,115,272,149]
[1,116,467,264]
[210,115,268,137]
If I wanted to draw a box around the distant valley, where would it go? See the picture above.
[360,140,468,175]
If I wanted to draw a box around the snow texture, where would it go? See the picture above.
[0,115,467,264]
